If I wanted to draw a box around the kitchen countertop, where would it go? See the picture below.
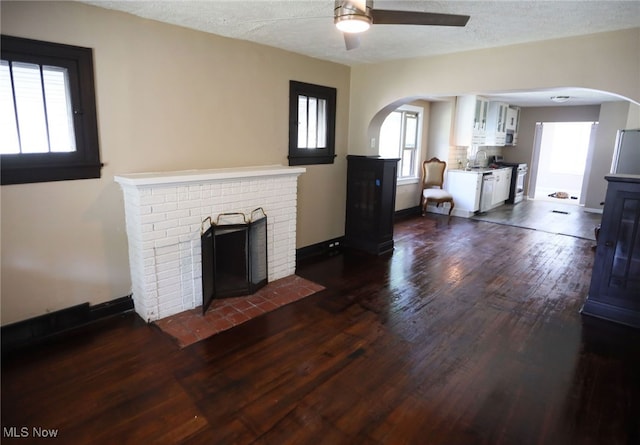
[449,167,511,174]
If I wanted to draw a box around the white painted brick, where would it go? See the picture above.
[153,186,177,195]
[141,213,166,225]
[152,202,178,214]
[154,219,179,231]
[158,278,181,293]
[156,259,180,273]
[117,169,303,322]
[142,230,167,242]
[140,194,166,205]
[167,226,191,237]
[156,251,180,264]
[165,209,190,221]
[154,236,180,249]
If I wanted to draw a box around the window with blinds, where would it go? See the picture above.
[1,61,76,155]
[288,81,336,166]
[1,35,101,185]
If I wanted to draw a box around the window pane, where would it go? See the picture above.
[404,113,417,148]
[0,60,20,154]
[401,148,413,177]
[297,95,308,148]
[307,97,317,148]
[296,94,327,150]
[379,111,401,158]
[12,62,49,153]
[43,66,76,153]
[316,98,327,148]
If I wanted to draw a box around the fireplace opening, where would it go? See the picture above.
[201,208,268,314]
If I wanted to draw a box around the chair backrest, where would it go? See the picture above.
[422,157,446,189]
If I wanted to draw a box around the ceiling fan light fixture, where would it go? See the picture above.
[334,0,372,33]
[335,15,371,33]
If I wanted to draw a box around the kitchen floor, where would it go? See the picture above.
[472,198,602,240]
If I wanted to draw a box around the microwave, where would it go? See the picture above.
[505,130,515,146]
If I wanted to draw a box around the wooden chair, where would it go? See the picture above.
[421,157,455,218]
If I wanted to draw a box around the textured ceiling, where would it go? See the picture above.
[83,0,640,105]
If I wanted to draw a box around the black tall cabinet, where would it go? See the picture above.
[345,156,399,255]
[581,175,640,328]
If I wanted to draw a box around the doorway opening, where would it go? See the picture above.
[531,121,597,206]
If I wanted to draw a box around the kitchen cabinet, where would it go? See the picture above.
[453,95,489,146]
[485,102,508,146]
[345,155,399,255]
[448,170,483,215]
[581,175,640,328]
[492,168,512,205]
[505,106,520,146]
[506,106,520,131]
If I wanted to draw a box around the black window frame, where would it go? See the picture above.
[288,80,336,166]
[1,35,102,185]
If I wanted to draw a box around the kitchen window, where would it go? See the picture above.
[379,105,422,181]
[1,35,101,185]
[288,80,336,166]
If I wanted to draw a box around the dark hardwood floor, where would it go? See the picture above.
[2,215,639,444]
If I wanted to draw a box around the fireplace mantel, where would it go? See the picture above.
[115,165,305,322]
[114,165,306,187]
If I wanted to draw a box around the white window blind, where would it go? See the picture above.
[297,95,327,149]
[1,60,76,155]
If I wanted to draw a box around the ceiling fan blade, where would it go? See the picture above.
[371,9,470,27]
[343,32,361,50]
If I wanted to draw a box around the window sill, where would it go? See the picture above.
[397,177,420,186]
[288,154,336,166]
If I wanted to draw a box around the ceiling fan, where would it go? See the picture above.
[334,0,470,50]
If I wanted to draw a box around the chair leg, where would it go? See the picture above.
[448,200,454,220]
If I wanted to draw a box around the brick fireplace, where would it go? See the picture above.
[114,165,305,322]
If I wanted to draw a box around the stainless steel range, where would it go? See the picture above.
[498,162,528,204]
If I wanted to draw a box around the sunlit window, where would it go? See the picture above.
[379,107,422,179]
[288,81,336,166]
[1,35,101,185]
[1,61,76,155]
[297,95,327,149]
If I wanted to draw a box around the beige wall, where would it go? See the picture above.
[0,1,350,324]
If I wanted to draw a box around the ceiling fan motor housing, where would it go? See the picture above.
[334,0,373,30]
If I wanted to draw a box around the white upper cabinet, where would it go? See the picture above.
[505,106,520,131]
[453,95,489,146]
[505,106,521,146]
[485,102,509,146]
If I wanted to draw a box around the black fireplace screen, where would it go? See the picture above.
[201,208,268,314]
